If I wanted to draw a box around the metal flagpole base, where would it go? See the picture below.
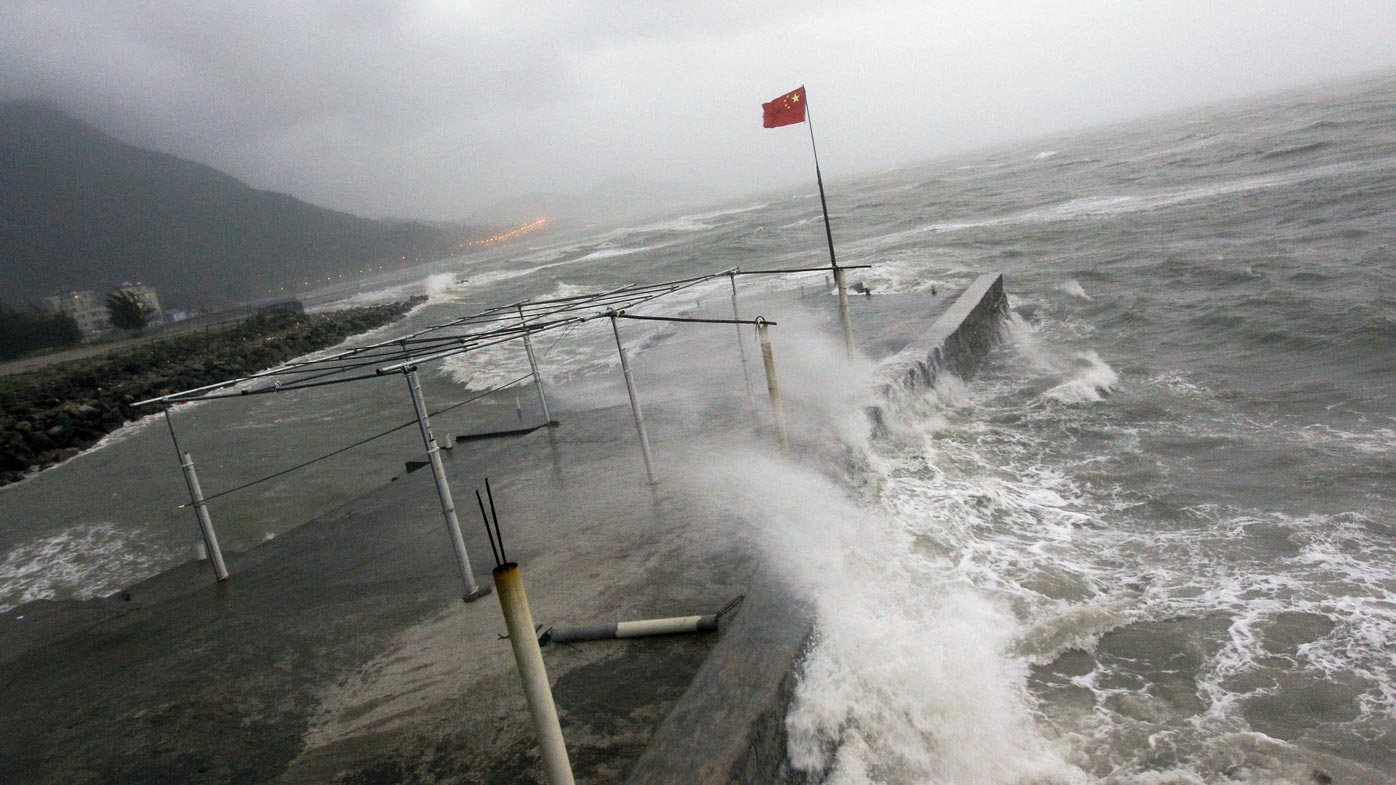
[463,585,494,603]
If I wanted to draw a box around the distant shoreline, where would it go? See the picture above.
[0,298,426,487]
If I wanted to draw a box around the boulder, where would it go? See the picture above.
[24,429,55,453]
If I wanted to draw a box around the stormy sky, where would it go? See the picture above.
[4,1,1394,222]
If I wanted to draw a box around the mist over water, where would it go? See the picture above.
[4,72,1396,781]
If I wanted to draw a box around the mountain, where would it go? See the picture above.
[469,176,717,228]
[0,100,462,308]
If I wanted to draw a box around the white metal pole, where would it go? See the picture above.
[517,305,553,423]
[405,369,489,601]
[756,321,790,454]
[610,316,657,484]
[548,614,720,644]
[494,563,576,785]
[833,267,855,360]
[728,275,758,428]
[179,451,229,581]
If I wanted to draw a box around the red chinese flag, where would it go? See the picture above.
[762,86,807,128]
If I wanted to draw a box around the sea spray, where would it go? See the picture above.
[748,307,880,451]
[693,453,1083,785]
[424,272,460,299]
[999,313,1061,375]
[681,313,1087,782]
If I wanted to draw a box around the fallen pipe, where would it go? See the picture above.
[542,614,720,646]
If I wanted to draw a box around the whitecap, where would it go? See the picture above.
[1058,279,1093,300]
[576,246,648,262]
[1043,351,1119,404]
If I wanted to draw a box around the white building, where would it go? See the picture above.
[43,283,167,337]
[42,290,110,336]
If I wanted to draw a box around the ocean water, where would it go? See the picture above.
[4,71,1395,782]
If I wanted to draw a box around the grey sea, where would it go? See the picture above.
[3,70,1394,783]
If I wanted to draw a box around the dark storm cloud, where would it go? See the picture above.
[3,1,1395,221]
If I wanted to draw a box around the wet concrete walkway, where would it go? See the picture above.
[0,280,999,784]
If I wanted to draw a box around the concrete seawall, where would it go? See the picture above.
[625,273,1009,784]
[868,271,1008,435]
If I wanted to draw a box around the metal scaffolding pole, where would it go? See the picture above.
[517,304,553,424]
[178,451,229,581]
[833,267,856,360]
[405,368,490,601]
[609,315,657,484]
[756,320,790,454]
[494,562,576,785]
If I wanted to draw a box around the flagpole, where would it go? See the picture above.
[804,99,838,271]
[803,92,856,359]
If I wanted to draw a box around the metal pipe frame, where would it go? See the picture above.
[405,368,490,602]
[756,320,790,454]
[494,563,575,785]
[610,315,657,485]
[517,304,553,424]
[833,267,856,360]
[178,451,229,581]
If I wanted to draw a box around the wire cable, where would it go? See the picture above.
[186,373,533,506]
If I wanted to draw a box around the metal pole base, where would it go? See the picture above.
[463,585,494,603]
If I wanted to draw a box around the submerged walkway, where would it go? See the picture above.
[0,277,1004,784]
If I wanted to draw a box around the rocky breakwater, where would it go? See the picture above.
[0,298,424,487]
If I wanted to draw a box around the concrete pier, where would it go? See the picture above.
[0,275,1007,784]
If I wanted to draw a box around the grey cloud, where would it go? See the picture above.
[3,1,1394,221]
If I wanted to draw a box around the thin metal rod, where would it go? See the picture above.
[151,368,389,404]
[373,324,570,376]
[178,451,229,581]
[518,305,552,423]
[405,368,488,601]
[731,264,872,276]
[477,490,502,567]
[485,477,507,564]
[176,374,532,506]
[756,321,790,454]
[611,313,776,326]
[729,274,758,429]
[610,316,657,484]
[373,275,731,376]
[137,270,737,407]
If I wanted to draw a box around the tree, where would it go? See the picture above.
[106,290,149,332]
[0,304,81,359]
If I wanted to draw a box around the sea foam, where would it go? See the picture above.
[0,522,164,613]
